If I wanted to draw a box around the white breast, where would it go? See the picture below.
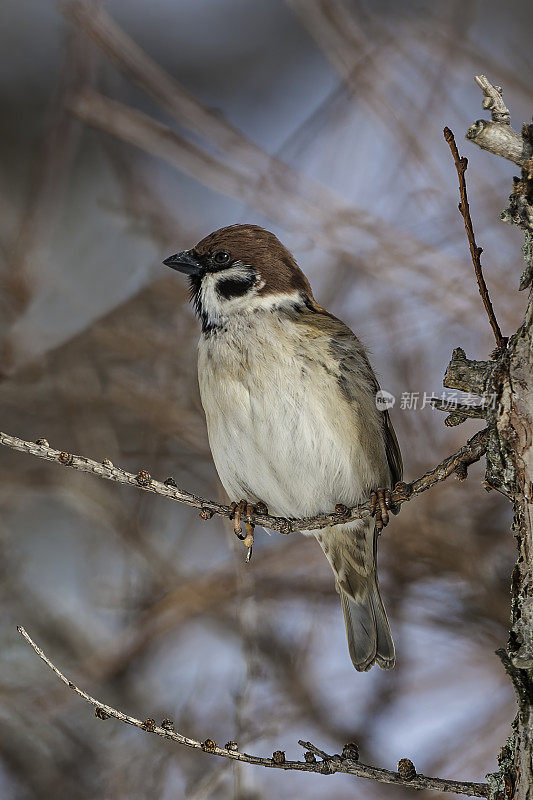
[197,312,385,518]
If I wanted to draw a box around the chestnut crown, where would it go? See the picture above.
[164,224,314,331]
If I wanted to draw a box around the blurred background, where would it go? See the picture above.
[1,1,531,798]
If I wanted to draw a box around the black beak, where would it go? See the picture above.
[163,250,203,276]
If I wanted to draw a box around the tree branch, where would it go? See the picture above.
[466,75,532,167]
[463,72,533,800]
[474,75,511,125]
[1,428,488,534]
[443,126,506,350]
[430,398,487,420]
[17,626,490,797]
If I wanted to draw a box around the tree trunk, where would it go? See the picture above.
[492,295,533,800]
[465,76,533,800]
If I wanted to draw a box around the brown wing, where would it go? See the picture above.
[294,301,403,487]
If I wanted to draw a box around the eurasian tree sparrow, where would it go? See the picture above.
[164,225,402,671]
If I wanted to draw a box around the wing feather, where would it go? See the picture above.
[295,304,402,487]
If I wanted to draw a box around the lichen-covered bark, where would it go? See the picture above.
[445,261,533,800]
[497,294,533,800]
[469,241,533,800]
[449,77,533,799]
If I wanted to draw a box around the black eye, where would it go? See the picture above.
[213,250,231,265]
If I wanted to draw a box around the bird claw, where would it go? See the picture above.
[229,500,248,540]
[392,481,411,507]
[369,487,392,533]
[229,500,268,561]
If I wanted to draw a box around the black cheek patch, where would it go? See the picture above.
[216,276,255,300]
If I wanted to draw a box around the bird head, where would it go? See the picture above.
[164,224,314,332]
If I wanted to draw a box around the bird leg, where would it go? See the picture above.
[229,500,268,562]
[369,487,392,533]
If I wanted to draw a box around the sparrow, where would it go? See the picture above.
[164,224,402,671]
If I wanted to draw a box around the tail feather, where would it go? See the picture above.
[340,580,395,671]
[371,580,395,669]
[340,589,377,671]
[315,521,395,671]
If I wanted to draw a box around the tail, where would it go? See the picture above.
[340,577,395,671]
[316,521,395,671]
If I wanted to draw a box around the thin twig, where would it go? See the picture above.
[298,740,331,759]
[17,627,490,797]
[443,127,506,350]
[1,428,488,534]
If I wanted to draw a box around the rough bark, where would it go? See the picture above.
[485,297,533,800]
[463,76,533,800]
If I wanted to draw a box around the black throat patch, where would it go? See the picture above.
[188,271,257,335]
[216,275,256,300]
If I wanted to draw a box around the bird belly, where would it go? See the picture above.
[204,384,355,517]
[198,331,383,519]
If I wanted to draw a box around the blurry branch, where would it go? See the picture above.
[81,538,324,684]
[444,126,506,349]
[101,137,188,249]
[466,75,533,167]
[287,0,440,182]
[0,428,488,534]
[69,90,259,208]
[288,0,526,316]
[17,627,490,798]
[415,22,532,106]
[63,0,268,178]
[68,90,512,333]
[1,25,96,342]
[62,2,513,330]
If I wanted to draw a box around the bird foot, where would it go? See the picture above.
[369,487,392,533]
[229,500,267,562]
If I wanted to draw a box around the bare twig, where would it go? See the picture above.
[443,127,506,350]
[17,627,490,797]
[1,428,488,534]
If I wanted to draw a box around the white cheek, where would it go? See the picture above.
[199,264,259,322]
[199,273,223,318]
[198,261,303,326]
